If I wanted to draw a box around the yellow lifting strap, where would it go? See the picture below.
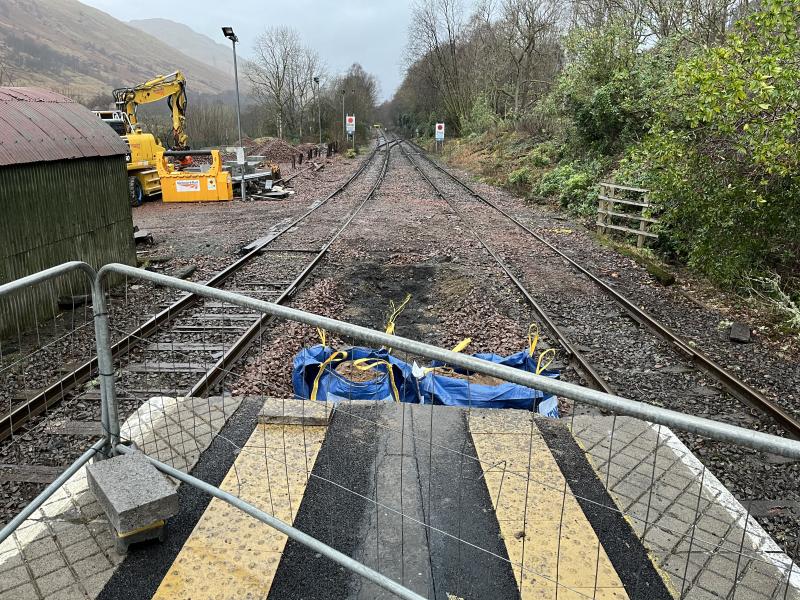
[422,338,471,374]
[310,350,347,401]
[451,337,472,353]
[384,293,412,336]
[317,328,327,347]
[309,353,401,403]
[527,323,540,357]
[536,348,556,375]
[351,358,401,403]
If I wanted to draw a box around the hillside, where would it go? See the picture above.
[0,0,234,101]
[128,18,233,77]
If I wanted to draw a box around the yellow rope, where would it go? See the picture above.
[422,338,471,374]
[316,328,327,347]
[351,358,401,402]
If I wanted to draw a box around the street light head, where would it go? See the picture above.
[222,26,238,42]
[313,76,320,84]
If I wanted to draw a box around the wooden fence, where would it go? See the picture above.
[596,183,659,248]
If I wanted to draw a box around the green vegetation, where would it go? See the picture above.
[391,0,800,327]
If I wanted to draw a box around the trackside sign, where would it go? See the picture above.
[435,122,445,141]
[346,115,356,134]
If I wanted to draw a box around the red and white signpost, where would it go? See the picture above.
[435,122,445,152]
[346,115,356,149]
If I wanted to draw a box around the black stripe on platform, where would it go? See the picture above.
[97,397,263,600]
[537,418,673,600]
[268,403,520,600]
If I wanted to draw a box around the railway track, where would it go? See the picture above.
[0,135,394,446]
[400,138,800,439]
[397,140,613,395]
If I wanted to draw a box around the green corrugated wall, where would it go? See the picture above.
[0,156,136,338]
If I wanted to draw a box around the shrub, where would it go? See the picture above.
[527,146,551,168]
[624,0,800,286]
[507,166,532,187]
[462,94,499,136]
[535,159,606,215]
[554,27,681,156]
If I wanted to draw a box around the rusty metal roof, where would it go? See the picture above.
[0,87,128,167]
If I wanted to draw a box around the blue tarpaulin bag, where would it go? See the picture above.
[420,326,561,416]
[292,344,420,403]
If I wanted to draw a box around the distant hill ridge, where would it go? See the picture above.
[0,0,234,101]
[128,18,234,77]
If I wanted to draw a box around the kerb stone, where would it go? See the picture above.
[258,397,331,426]
[87,451,178,534]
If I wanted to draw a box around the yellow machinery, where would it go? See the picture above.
[157,150,232,203]
[94,71,191,206]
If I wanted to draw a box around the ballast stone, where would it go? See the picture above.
[729,321,752,343]
[87,450,178,534]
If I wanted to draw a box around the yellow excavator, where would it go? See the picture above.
[95,71,191,206]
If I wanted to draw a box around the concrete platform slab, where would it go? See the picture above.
[8,397,799,600]
[258,396,332,426]
[571,416,800,600]
[0,395,242,600]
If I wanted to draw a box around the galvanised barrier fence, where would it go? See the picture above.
[0,262,798,599]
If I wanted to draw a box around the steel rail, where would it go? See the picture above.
[0,438,107,545]
[189,137,398,397]
[398,141,614,395]
[0,262,98,441]
[0,140,389,443]
[97,263,800,460]
[402,139,800,439]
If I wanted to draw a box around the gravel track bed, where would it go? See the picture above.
[413,147,799,554]
[0,151,377,525]
[235,141,573,425]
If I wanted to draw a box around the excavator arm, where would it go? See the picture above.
[113,71,189,151]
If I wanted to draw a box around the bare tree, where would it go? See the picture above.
[247,26,301,138]
[288,47,324,138]
[407,0,478,132]
[484,0,563,117]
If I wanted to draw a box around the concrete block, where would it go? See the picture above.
[87,451,178,535]
[258,397,331,426]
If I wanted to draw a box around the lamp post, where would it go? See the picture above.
[222,26,246,201]
[341,89,345,136]
[313,76,322,154]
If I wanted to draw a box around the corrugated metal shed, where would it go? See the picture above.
[0,87,128,167]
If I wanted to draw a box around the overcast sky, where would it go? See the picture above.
[82,0,413,101]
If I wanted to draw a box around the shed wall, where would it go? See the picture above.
[0,156,136,337]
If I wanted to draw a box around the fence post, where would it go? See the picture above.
[597,184,607,235]
[91,276,119,455]
[638,196,648,249]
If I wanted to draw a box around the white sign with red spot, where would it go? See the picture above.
[435,122,445,141]
[346,115,356,134]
